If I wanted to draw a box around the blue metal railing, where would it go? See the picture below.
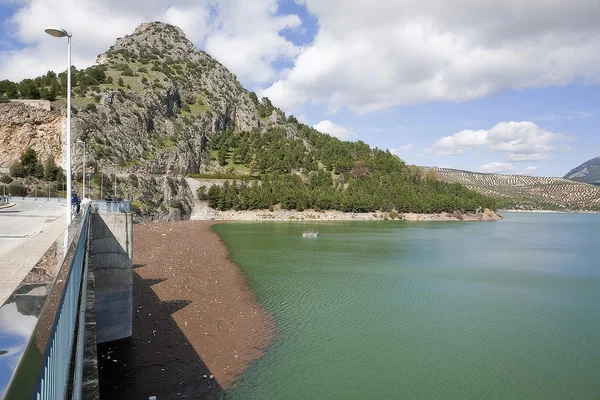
[0,207,90,399]
[34,209,89,399]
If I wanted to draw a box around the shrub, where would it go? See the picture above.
[9,162,25,178]
[0,174,13,184]
[106,76,113,84]
[184,94,196,105]
[86,103,97,111]
[137,67,148,73]
[7,181,27,196]
[196,185,208,200]
[131,200,143,214]
[141,77,148,84]
[118,78,124,86]
[129,173,139,187]
[122,67,134,77]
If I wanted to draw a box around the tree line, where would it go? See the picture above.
[204,127,497,213]
[0,65,108,102]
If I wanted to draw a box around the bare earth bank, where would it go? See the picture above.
[98,220,276,399]
[191,203,502,222]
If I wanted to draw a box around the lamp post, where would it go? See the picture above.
[45,26,72,251]
[77,139,86,200]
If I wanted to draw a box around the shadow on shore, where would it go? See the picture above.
[98,264,223,399]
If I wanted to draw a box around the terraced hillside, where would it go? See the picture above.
[425,167,600,211]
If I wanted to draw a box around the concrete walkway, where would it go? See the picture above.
[0,214,66,305]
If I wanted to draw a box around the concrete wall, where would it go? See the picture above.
[89,212,133,343]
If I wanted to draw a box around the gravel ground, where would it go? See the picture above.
[98,220,275,399]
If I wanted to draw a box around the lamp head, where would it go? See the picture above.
[45,26,70,38]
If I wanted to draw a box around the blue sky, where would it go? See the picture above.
[1,0,598,177]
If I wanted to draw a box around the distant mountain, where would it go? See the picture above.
[425,167,600,211]
[563,157,600,186]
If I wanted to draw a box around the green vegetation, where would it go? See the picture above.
[204,128,496,213]
[4,148,65,197]
[0,65,109,102]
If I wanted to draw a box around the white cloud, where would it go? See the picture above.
[479,162,514,173]
[264,0,600,113]
[313,120,357,140]
[0,0,300,85]
[389,143,413,155]
[429,121,564,162]
[517,166,537,175]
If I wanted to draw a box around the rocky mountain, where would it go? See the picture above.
[563,157,600,186]
[427,167,600,211]
[0,22,296,220]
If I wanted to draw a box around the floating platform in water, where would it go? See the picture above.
[302,229,319,238]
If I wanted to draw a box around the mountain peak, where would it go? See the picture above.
[564,156,600,186]
[97,21,199,65]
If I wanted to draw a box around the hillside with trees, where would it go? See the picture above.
[200,129,496,213]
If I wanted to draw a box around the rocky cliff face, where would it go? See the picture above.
[0,102,64,168]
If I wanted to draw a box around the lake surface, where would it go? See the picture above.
[213,213,600,399]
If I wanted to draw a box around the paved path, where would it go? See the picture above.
[0,201,66,304]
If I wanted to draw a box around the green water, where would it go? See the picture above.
[213,213,600,399]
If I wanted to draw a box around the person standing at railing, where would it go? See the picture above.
[72,193,81,214]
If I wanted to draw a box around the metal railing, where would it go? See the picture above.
[12,196,67,204]
[0,206,90,399]
[91,200,131,213]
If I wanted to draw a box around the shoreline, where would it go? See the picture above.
[500,209,600,214]
[191,203,502,222]
[98,220,276,399]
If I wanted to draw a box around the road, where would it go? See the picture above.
[0,200,66,304]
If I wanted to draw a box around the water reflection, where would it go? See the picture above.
[0,283,50,397]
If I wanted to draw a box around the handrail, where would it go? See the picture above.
[0,206,90,399]
[11,197,66,204]
[91,200,131,213]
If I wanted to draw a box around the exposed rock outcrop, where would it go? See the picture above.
[0,102,63,167]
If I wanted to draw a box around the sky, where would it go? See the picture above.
[1,0,599,177]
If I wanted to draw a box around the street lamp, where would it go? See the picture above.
[45,25,72,251]
[77,139,86,200]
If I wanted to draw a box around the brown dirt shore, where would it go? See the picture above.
[98,220,275,399]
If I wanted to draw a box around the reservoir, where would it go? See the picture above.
[213,212,600,399]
